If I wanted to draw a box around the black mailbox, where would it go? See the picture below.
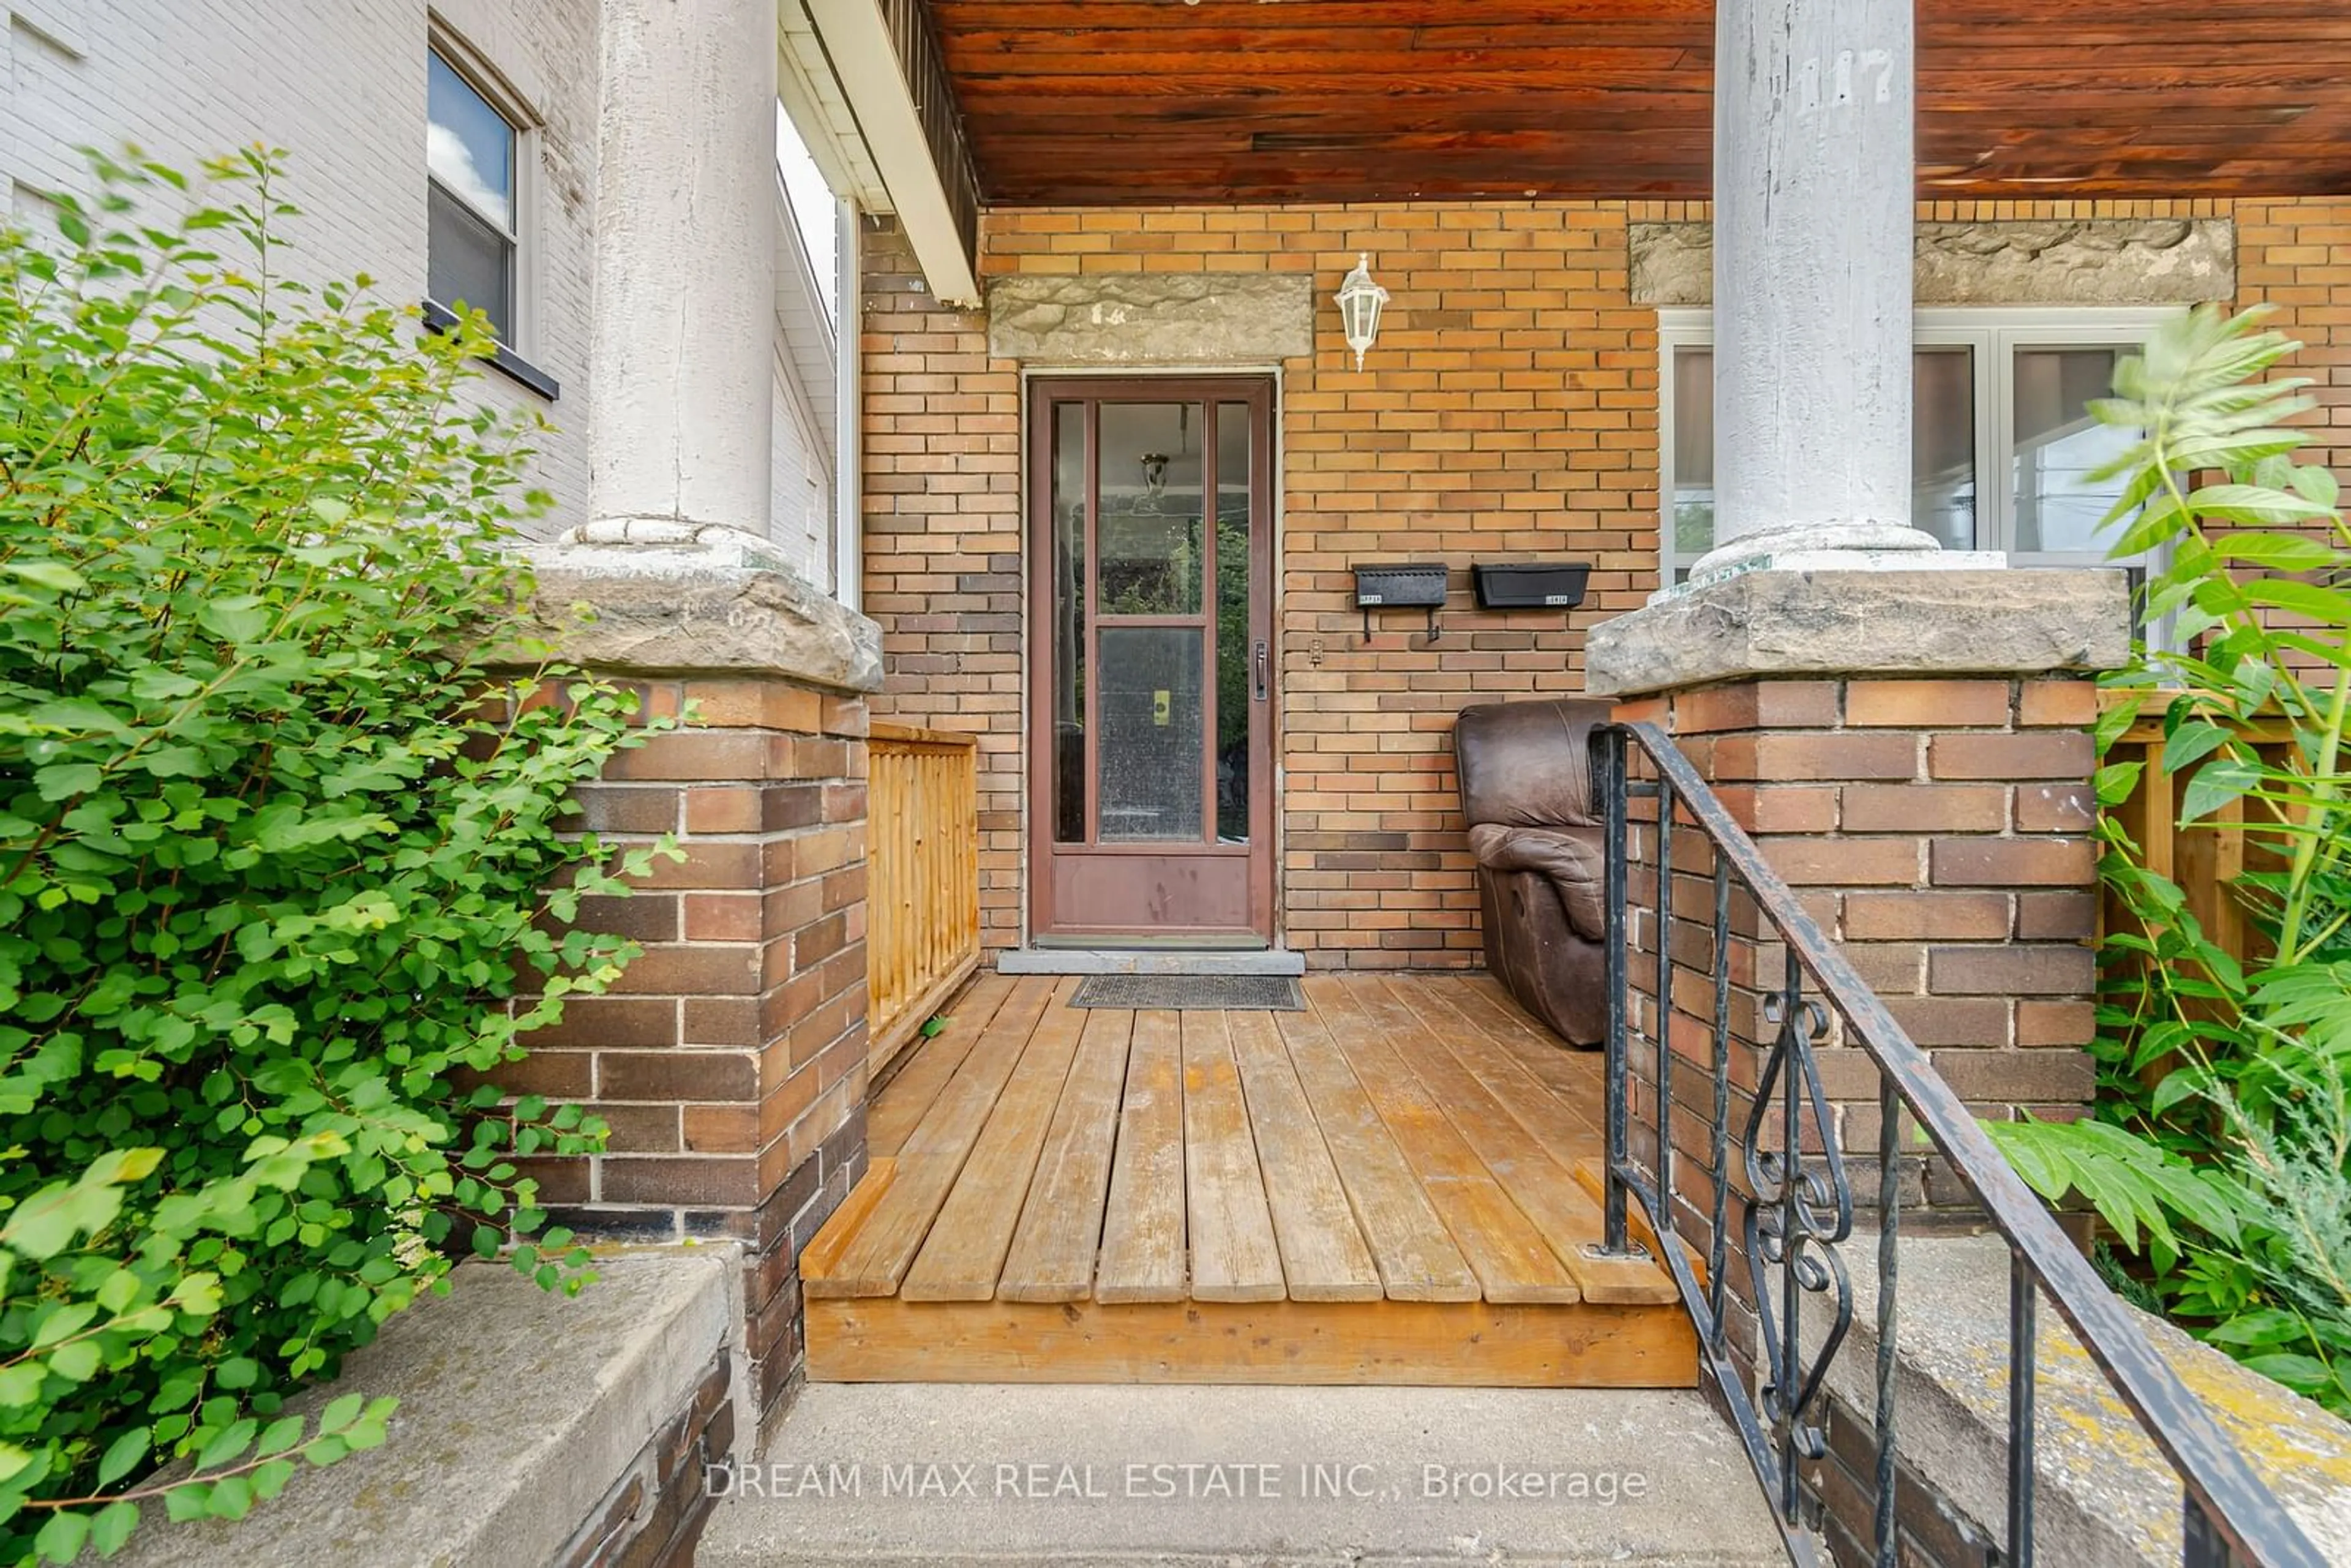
[1472,561,1591,610]
[1352,563,1449,609]
[1352,563,1449,641]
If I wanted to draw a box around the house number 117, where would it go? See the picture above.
[1791,48,1894,115]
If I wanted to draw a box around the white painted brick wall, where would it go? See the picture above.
[770,346,834,590]
[2,0,594,536]
[5,1,841,571]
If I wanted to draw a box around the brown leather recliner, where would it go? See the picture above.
[1453,699,1614,1048]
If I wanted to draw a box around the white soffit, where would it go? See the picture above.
[776,0,885,208]
[782,0,982,308]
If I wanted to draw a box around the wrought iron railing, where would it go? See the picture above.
[1589,720,2324,1568]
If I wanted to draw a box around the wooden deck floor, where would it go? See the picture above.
[801,972,1695,1387]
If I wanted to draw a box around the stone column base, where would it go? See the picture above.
[1586,568,2129,700]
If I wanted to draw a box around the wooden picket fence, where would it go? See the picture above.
[2102,710,2294,983]
[866,723,981,1076]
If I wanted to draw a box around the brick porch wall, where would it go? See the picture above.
[512,678,872,1427]
[859,196,2345,964]
[1612,676,2102,1197]
[1607,672,2105,1562]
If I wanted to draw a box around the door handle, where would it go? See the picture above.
[1253,640,1270,703]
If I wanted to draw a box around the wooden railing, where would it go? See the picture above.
[2102,712,2292,983]
[866,723,981,1076]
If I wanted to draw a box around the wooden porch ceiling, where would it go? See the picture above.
[927,0,2351,204]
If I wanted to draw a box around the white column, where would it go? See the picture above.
[1701,0,1933,572]
[588,0,776,540]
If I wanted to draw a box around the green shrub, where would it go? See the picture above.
[0,151,663,1561]
[1985,303,2351,1417]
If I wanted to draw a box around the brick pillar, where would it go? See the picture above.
[1611,674,2102,1177]
[1586,566,2130,1560]
[500,527,886,1430]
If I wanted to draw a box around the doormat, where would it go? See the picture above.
[1069,975,1305,1011]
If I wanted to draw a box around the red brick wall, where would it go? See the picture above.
[1613,677,2102,1158]
[2237,197,2351,474]
[517,678,872,1425]
[858,195,2347,967]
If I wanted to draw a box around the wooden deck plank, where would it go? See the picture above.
[868,973,1016,1160]
[1227,1010,1383,1302]
[809,975,1057,1298]
[1095,1010,1188,1304]
[1307,975,1580,1305]
[797,1158,896,1289]
[806,1295,1696,1388]
[1180,1010,1287,1303]
[901,980,1090,1302]
[1373,978,1677,1307]
[997,1007,1136,1302]
[1272,1004,1479,1303]
[1436,974,1607,1110]
[1400,978,1607,1164]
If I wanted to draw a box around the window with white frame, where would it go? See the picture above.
[426,45,523,347]
[1659,307,2182,583]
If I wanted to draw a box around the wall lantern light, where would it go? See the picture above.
[1335,252,1389,371]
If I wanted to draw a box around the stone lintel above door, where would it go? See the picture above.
[986,273,1317,364]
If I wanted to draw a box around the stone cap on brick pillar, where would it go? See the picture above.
[494,523,885,694]
[1584,568,2132,699]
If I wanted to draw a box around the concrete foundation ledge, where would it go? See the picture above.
[101,1245,744,1568]
[497,523,885,694]
[1582,567,2131,697]
[1805,1233,2351,1566]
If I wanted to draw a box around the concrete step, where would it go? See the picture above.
[698,1384,1788,1566]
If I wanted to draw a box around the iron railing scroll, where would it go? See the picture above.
[1589,720,2323,1568]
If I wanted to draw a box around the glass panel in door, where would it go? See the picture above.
[1050,404,1087,843]
[1097,627,1205,842]
[1095,403,1205,616]
[1214,402,1252,844]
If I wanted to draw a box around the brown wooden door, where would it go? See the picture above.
[1027,377,1275,942]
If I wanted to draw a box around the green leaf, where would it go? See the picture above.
[2160,719,2234,773]
[32,762,102,803]
[196,1419,257,1471]
[32,1510,89,1565]
[206,1473,252,1521]
[7,561,88,594]
[90,1499,138,1558]
[96,1428,150,1488]
[255,1416,305,1458]
[2210,532,2342,573]
[2179,757,2263,823]
[2190,484,2337,526]
[2289,462,2340,508]
[48,1340,103,1383]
